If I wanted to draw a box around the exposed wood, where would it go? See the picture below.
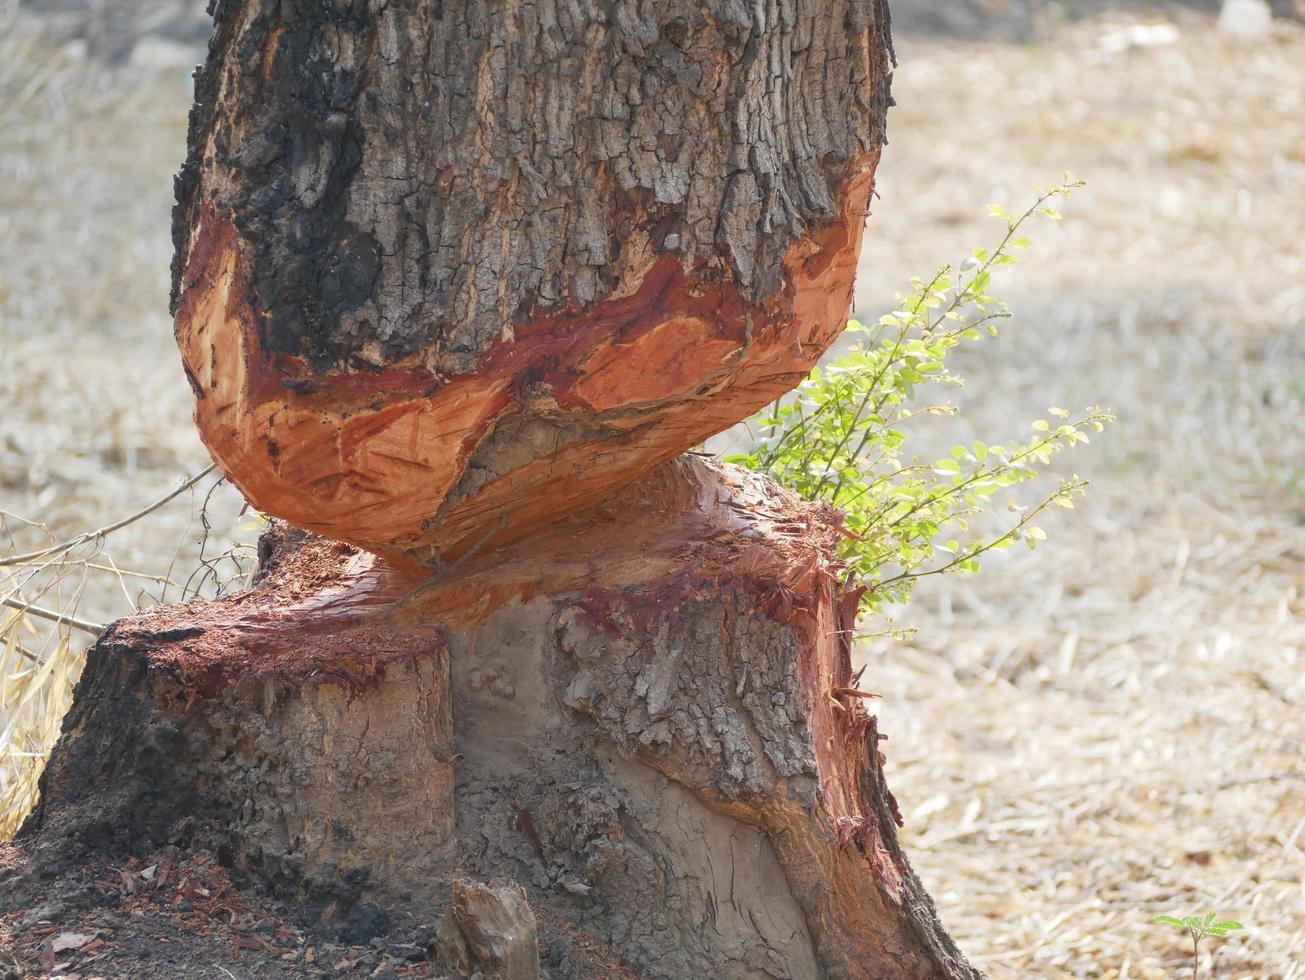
[12,1,982,976]
[21,459,978,979]
[169,0,894,569]
[442,879,541,980]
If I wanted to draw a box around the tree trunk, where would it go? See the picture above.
[25,459,975,978]
[16,1,981,976]
[168,0,894,569]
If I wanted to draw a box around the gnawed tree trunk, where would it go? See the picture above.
[17,0,980,976]
[26,461,973,977]
[168,0,891,568]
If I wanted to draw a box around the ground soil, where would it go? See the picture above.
[2,2,1303,979]
[0,843,636,979]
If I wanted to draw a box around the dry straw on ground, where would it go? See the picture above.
[856,9,1305,978]
[0,2,249,840]
[1,2,1302,978]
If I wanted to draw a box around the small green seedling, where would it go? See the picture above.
[727,176,1112,630]
[1154,913,1244,980]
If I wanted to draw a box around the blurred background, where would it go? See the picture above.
[1,0,1302,976]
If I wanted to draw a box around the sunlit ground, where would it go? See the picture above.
[1,3,1302,977]
[855,9,1304,978]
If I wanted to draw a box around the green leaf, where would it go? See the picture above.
[720,183,1101,626]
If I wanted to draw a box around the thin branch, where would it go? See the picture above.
[0,465,218,567]
[1,595,105,636]
[867,479,1088,598]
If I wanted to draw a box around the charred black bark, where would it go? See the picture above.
[172,0,894,373]
[18,462,979,979]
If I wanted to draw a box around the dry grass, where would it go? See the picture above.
[0,1,1302,976]
[854,8,1305,978]
[0,600,82,842]
[0,2,249,839]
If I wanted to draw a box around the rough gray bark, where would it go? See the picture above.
[19,460,980,979]
[173,0,894,372]
[13,2,978,976]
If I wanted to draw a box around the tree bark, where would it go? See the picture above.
[24,459,975,978]
[169,0,894,568]
[15,1,982,976]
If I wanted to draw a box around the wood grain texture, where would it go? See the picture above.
[23,459,976,979]
[170,0,893,568]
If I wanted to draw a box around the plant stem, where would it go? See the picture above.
[0,465,217,567]
[867,479,1087,598]
[1,595,104,636]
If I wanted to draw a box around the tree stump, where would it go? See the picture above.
[24,458,975,977]
[15,0,982,976]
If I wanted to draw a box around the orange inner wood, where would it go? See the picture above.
[174,159,878,569]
